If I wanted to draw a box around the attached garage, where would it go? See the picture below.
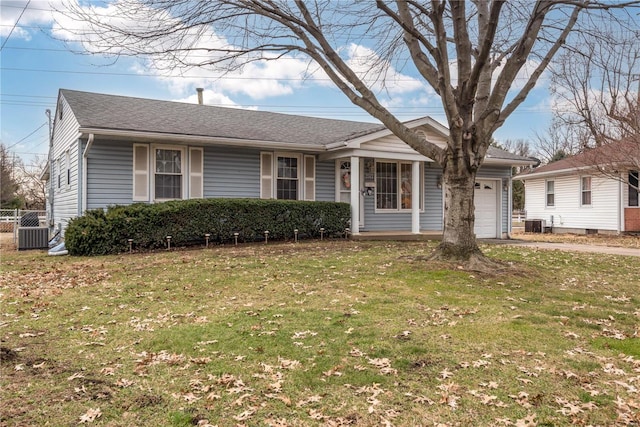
[474,180,498,238]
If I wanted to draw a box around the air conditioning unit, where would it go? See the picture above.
[17,227,49,250]
[524,219,545,233]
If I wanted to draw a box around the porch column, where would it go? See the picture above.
[350,156,360,235]
[411,161,420,234]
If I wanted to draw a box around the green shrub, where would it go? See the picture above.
[65,199,351,255]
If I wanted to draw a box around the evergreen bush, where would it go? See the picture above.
[65,198,351,255]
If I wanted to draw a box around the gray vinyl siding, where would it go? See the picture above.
[361,163,510,232]
[204,147,260,198]
[316,160,335,202]
[363,163,442,231]
[50,94,81,233]
[86,144,327,206]
[421,165,444,230]
[86,139,134,209]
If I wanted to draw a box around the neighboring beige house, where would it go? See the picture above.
[515,140,640,234]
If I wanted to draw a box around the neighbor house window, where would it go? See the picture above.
[546,180,555,207]
[629,171,639,207]
[155,148,183,200]
[260,152,315,201]
[376,161,422,211]
[581,176,592,206]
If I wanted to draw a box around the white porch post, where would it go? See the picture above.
[411,161,420,234]
[350,156,360,235]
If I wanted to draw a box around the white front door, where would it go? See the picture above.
[474,180,498,238]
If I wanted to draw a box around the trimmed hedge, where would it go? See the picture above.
[65,198,351,256]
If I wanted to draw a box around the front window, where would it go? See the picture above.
[277,156,299,200]
[581,176,592,206]
[155,148,182,199]
[376,162,398,209]
[376,161,421,211]
[546,180,555,207]
[629,171,639,207]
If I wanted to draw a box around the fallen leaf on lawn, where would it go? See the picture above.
[79,408,102,423]
[233,407,256,421]
[278,357,301,370]
[67,372,85,381]
[349,348,365,357]
[233,393,252,406]
[439,368,454,379]
[515,413,536,427]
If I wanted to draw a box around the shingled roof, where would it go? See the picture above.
[516,139,640,179]
[59,89,533,163]
[60,89,384,146]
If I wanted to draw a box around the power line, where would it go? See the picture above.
[0,0,31,52]
[6,122,47,150]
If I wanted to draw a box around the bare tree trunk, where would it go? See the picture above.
[430,131,483,263]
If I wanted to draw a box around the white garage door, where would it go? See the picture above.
[474,180,498,238]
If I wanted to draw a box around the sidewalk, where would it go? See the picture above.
[486,239,640,257]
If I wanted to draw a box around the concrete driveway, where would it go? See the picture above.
[485,239,640,257]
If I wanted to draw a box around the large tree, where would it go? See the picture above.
[550,25,640,148]
[60,0,639,266]
[1,144,23,209]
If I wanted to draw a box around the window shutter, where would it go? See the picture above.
[189,147,203,199]
[260,152,273,199]
[133,144,149,202]
[304,155,315,201]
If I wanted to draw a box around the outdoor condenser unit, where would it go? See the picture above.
[17,227,49,250]
[524,219,545,233]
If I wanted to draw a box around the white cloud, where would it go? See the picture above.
[172,89,255,109]
[41,1,434,116]
[344,43,425,96]
[0,0,63,39]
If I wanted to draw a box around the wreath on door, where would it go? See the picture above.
[342,172,351,189]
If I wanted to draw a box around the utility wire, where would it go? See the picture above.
[6,122,47,150]
[0,0,31,52]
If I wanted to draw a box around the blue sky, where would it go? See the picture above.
[1,1,554,168]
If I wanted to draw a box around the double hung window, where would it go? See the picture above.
[546,180,555,207]
[260,152,315,201]
[581,176,592,206]
[133,144,202,202]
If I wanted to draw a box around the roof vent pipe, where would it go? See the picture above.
[196,88,204,105]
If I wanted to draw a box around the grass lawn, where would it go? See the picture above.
[1,239,639,426]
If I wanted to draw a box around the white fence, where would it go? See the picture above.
[0,209,47,242]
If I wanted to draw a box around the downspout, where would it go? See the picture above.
[82,134,95,213]
[506,176,512,239]
[45,109,54,232]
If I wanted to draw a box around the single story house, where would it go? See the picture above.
[514,140,640,234]
[42,89,533,240]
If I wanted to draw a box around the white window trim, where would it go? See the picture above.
[275,152,302,200]
[152,145,187,202]
[580,175,592,207]
[545,179,555,208]
[261,152,315,201]
[374,159,424,213]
